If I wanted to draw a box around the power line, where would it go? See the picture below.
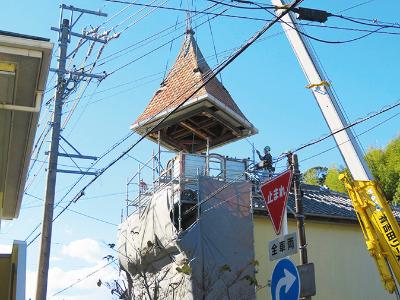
[52,258,117,297]
[207,0,275,10]
[23,192,118,225]
[105,0,272,16]
[337,0,376,13]
[83,3,222,68]
[185,98,400,216]
[234,0,398,44]
[275,98,400,163]
[65,208,119,226]
[25,131,135,245]
[333,14,400,29]
[299,110,400,164]
[105,6,228,76]
[96,1,400,75]
[63,71,163,104]
[94,0,400,77]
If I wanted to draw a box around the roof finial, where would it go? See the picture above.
[185,11,194,35]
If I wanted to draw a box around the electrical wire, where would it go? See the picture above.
[83,2,222,68]
[58,3,221,130]
[163,0,183,80]
[25,131,135,245]
[95,0,400,75]
[236,0,397,44]
[333,14,400,29]
[184,98,400,216]
[207,14,222,83]
[274,98,400,163]
[337,0,376,13]
[299,110,400,164]
[207,0,275,10]
[51,258,117,297]
[105,7,228,76]
[63,71,164,104]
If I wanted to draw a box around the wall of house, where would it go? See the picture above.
[254,215,396,300]
[0,254,12,300]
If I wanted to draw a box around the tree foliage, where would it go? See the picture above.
[365,136,400,203]
[324,167,346,193]
[302,166,328,186]
[302,165,346,193]
[302,136,400,202]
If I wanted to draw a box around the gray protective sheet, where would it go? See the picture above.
[178,177,256,300]
[117,186,179,275]
[117,177,256,299]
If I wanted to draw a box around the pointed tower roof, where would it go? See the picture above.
[132,29,257,153]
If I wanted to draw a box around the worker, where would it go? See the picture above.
[139,179,148,194]
[256,146,275,173]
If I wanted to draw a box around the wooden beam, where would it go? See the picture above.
[187,117,218,138]
[173,127,192,140]
[159,132,189,152]
[202,108,242,137]
[193,132,236,152]
[180,140,201,145]
[179,121,210,141]
[146,106,208,133]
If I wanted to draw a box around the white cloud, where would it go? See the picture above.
[62,238,104,263]
[26,238,119,299]
[26,260,119,300]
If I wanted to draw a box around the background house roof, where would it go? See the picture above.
[254,184,400,222]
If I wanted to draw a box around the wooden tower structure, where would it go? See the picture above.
[131,25,257,153]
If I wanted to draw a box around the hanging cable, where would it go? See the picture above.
[207,15,222,83]
[163,0,183,80]
[52,258,117,297]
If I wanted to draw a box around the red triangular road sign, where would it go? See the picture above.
[260,170,293,235]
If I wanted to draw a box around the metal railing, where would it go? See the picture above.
[124,151,249,218]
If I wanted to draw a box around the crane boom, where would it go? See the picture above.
[272,0,400,295]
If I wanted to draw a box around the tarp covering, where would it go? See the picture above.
[117,177,256,299]
[117,186,179,275]
[178,177,255,299]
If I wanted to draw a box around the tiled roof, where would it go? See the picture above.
[133,29,247,126]
[254,184,400,221]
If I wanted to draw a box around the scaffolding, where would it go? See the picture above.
[124,150,251,230]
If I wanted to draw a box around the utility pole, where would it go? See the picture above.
[35,18,69,300]
[289,152,312,300]
[36,6,107,299]
[290,153,308,265]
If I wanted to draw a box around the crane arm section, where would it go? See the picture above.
[341,174,400,293]
[272,0,400,294]
[272,0,371,181]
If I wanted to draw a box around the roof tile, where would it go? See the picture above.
[133,30,247,126]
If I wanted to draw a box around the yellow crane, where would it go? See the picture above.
[273,0,400,295]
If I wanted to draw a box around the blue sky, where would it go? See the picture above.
[1,0,400,299]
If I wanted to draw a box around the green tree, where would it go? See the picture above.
[365,136,400,203]
[302,166,328,186]
[324,167,346,193]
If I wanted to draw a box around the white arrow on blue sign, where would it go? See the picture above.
[271,258,300,300]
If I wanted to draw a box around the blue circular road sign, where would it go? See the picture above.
[271,258,300,300]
